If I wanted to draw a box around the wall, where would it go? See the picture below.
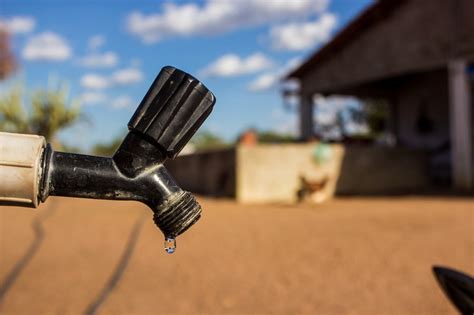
[236,143,343,203]
[394,70,450,150]
[336,146,430,195]
[166,148,236,197]
[237,144,430,203]
[471,79,474,186]
[168,143,431,203]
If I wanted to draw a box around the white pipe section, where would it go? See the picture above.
[0,132,46,208]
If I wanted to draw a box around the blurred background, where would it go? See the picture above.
[0,0,473,314]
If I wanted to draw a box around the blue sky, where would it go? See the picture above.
[1,0,372,150]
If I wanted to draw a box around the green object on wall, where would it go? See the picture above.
[313,143,333,165]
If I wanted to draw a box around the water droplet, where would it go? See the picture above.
[164,237,176,254]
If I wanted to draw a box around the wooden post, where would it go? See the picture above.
[299,94,314,141]
[448,59,472,191]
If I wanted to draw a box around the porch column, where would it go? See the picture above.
[299,94,314,140]
[448,59,472,191]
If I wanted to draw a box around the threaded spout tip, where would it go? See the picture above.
[153,191,202,238]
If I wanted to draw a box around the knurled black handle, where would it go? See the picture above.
[128,66,216,159]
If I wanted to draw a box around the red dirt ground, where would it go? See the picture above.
[0,197,473,315]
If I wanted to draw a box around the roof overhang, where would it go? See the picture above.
[286,0,406,80]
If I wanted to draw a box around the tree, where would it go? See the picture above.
[0,30,16,80]
[347,99,388,137]
[191,130,228,150]
[257,130,296,143]
[92,135,123,157]
[0,85,81,143]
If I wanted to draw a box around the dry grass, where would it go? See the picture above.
[0,196,473,315]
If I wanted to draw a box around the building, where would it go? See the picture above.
[168,0,473,202]
[286,0,474,191]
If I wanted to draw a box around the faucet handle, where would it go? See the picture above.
[128,66,216,159]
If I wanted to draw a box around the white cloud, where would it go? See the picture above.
[130,58,142,67]
[80,67,144,89]
[78,92,134,110]
[22,32,72,61]
[126,0,329,43]
[248,57,302,92]
[201,52,273,77]
[248,73,278,91]
[80,74,110,89]
[79,92,107,105]
[88,35,105,51]
[111,67,144,85]
[270,13,337,51]
[111,95,133,109]
[0,16,36,34]
[79,51,119,68]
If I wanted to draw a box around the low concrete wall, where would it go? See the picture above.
[336,145,431,195]
[166,148,236,197]
[167,143,430,203]
[236,143,343,203]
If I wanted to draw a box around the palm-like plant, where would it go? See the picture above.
[0,87,28,133]
[0,85,81,143]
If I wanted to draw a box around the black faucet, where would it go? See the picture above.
[39,66,216,239]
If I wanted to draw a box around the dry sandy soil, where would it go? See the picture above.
[0,196,473,315]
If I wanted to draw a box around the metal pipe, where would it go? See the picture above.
[42,149,180,204]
